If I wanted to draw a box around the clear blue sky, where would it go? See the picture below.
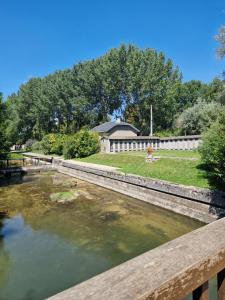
[0,0,225,98]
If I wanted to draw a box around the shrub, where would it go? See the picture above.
[25,139,36,151]
[199,111,225,188]
[41,134,66,155]
[75,130,100,158]
[63,130,100,159]
[31,141,43,152]
[50,134,66,155]
[176,100,222,135]
[63,135,78,159]
[40,134,55,154]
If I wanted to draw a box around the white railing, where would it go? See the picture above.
[105,135,201,153]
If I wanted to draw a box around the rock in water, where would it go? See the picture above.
[49,191,80,204]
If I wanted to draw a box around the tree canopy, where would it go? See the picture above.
[4,44,225,144]
[0,93,9,154]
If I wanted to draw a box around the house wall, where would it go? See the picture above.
[108,126,138,137]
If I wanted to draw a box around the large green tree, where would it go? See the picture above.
[0,93,9,153]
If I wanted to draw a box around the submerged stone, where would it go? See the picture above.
[52,174,77,188]
[62,180,77,188]
[50,191,79,204]
[99,211,120,222]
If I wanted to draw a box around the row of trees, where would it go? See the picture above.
[3,44,225,145]
[0,93,9,154]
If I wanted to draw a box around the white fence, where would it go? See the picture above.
[102,135,201,153]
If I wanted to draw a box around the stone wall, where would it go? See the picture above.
[56,161,225,223]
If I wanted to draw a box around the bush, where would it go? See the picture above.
[41,134,66,155]
[31,141,43,152]
[63,130,100,159]
[75,130,100,158]
[50,134,66,155]
[199,111,225,188]
[63,135,78,159]
[176,100,222,135]
[25,139,36,151]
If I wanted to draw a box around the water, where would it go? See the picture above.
[0,171,203,300]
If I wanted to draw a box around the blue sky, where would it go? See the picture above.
[0,0,225,98]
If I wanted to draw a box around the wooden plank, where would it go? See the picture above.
[192,281,209,300]
[218,268,225,300]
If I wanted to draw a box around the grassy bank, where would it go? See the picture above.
[77,150,209,189]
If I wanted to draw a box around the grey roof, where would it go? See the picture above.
[92,121,140,133]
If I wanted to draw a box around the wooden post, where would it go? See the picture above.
[193,281,209,300]
[218,268,225,300]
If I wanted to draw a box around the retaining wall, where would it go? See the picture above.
[55,160,225,224]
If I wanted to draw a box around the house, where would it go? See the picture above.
[91,119,201,153]
[92,119,140,138]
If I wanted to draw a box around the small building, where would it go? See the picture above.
[92,119,201,153]
[91,119,139,152]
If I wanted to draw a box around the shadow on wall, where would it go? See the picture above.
[209,190,225,219]
[196,163,225,218]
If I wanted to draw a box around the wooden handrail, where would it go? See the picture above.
[48,218,225,300]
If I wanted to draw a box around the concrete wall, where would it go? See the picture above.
[108,125,138,137]
[56,161,225,223]
[103,135,201,153]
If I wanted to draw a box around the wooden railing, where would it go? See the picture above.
[0,158,27,168]
[48,217,225,300]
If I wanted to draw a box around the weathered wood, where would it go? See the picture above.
[218,268,225,300]
[48,218,225,300]
[193,281,208,300]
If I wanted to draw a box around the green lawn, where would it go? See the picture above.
[77,150,209,189]
[118,150,200,159]
[9,152,24,159]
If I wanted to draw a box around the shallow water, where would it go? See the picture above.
[0,171,203,300]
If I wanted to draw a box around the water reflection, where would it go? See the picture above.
[0,172,203,300]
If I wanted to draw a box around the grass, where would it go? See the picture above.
[77,150,209,189]
[120,150,200,159]
[29,150,63,157]
[9,152,24,159]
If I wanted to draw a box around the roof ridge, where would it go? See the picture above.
[92,121,140,133]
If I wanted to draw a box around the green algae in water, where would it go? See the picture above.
[0,172,204,300]
[50,191,78,203]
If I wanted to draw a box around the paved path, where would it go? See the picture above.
[64,159,119,172]
[23,152,119,172]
